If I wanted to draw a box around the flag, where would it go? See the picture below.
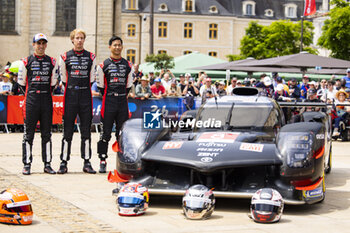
[304,0,316,16]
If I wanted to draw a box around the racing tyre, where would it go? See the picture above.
[340,129,348,142]
[316,175,326,204]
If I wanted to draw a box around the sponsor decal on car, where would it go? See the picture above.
[239,143,264,152]
[196,132,239,143]
[162,141,184,150]
[303,187,323,199]
[200,157,213,163]
[316,134,325,140]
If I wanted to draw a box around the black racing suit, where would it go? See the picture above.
[58,49,96,162]
[96,57,133,159]
[18,54,58,165]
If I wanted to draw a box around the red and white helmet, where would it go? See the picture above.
[117,183,149,216]
[250,188,284,223]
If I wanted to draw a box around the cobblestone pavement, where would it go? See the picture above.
[0,167,120,233]
[1,133,350,233]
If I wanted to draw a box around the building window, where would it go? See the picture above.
[184,22,192,39]
[127,0,136,10]
[127,24,136,37]
[127,49,136,64]
[159,3,168,12]
[158,50,167,54]
[0,0,16,34]
[265,9,274,17]
[285,4,297,18]
[209,5,218,14]
[209,23,218,40]
[55,0,76,36]
[208,51,217,57]
[242,1,256,16]
[158,21,167,38]
[183,50,192,55]
[185,0,193,12]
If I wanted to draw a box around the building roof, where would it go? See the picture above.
[123,0,324,19]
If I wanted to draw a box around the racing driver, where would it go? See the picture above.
[18,33,58,175]
[96,36,133,173]
[57,29,97,174]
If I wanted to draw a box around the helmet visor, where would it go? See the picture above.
[118,196,143,205]
[6,204,32,213]
[183,197,208,209]
[252,203,279,213]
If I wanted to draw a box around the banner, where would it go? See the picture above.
[304,0,316,16]
[0,95,7,123]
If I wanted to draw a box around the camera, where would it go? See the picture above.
[189,81,192,85]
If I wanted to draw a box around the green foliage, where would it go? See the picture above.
[228,20,316,60]
[144,53,175,70]
[226,54,245,61]
[318,0,350,60]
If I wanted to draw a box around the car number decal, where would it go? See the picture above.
[196,132,239,143]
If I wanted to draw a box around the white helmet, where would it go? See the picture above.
[250,188,284,223]
[117,183,149,216]
[182,184,215,220]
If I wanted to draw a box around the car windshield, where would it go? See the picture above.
[196,103,275,130]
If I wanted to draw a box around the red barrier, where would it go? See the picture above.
[7,96,64,124]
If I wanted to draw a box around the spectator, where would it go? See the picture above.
[178,74,186,94]
[256,76,274,97]
[317,79,327,99]
[272,72,280,88]
[166,79,182,97]
[335,79,341,90]
[128,84,136,98]
[299,75,310,99]
[250,78,257,87]
[196,73,205,88]
[274,84,289,101]
[151,78,166,99]
[148,71,155,85]
[309,81,317,93]
[321,80,337,103]
[340,79,347,91]
[217,81,227,96]
[91,81,100,97]
[200,77,217,104]
[302,88,323,112]
[255,73,267,87]
[342,68,350,89]
[0,73,13,95]
[236,80,243,87]
[132,64,143,86]
[10,73,23,95]
[288,78,301,99]
[276,76,289,94]
[183,77,199,97]
[226,77,237,95]
[135,76,152,100]
[333,90,350,137]
[161,72,172,90]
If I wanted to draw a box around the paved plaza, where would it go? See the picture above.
[0,133,350,233]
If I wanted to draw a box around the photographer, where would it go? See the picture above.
[0,73,13,95]
[200,77,217,104]
[183,77,199,97]
[166,79,182,97]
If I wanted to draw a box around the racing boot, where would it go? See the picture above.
[44,162,56,174]
[22,164,31,175]
[83,160,96,174]
[57,161,68,174]
[99,160,107,173]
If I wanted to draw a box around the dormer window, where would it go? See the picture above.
[265,9,274,17]
[209,5,218,14]
[182,0,195,13]
[126,0,138,10]
[285,3,297,18]
[242,1,256,16]
[159,3,168,12]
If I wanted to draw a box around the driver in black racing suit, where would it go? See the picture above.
[96,36,133,173]
[57,29,97,174]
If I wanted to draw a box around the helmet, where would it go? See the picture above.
[0,188,33,225]
[182,184,215,220]
[250,188,284,223]
[117,183,149,216]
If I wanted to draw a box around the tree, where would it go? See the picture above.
[318,0,350,60]
[227,20,316,61]
[144,53,175,70]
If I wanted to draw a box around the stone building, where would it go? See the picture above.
[0,0,328,67]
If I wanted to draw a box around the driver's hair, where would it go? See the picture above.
[70,29,86,41]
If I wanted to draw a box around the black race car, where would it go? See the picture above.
[115,88,332,204]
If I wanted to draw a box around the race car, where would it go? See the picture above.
[115,87,332,205]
